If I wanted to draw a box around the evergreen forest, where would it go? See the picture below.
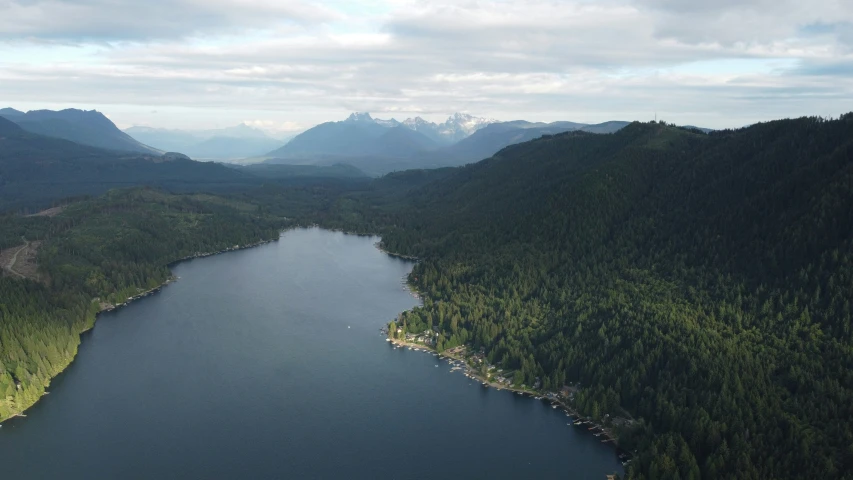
[2,114,852,479]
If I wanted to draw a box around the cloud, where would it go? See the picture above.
[0,0,339,42]
[243,119,306,137]
[638,0,851,40]
[0,0,851,130]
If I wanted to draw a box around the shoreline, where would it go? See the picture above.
[294,224,421,262]
[374,242,419,261]
[0,235,281,425]
[377,234,628,463]
[386,336,626,459]
[2,228,388,425]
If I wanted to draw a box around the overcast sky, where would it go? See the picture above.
[1,0,851,134]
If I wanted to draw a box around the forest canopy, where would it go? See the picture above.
[312,115,853,479]
[2,114,852,480]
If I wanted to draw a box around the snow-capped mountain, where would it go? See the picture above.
[436,113,498,143]
[264,111,628,175]
[401,117,433,129]
[397,116,442,143]
[391,113,497,144]
[340,112,498,144]
[267,111,500,161]
[344,112,376,123]
[374,117,401,128]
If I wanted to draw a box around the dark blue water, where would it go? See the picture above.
[0,228,622,479]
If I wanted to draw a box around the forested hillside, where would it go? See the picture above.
[0,116,371,212]
[2,113,851,479]
[0,189,286,421]
[314,115,853,479]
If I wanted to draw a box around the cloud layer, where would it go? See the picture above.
[1,0,851,131]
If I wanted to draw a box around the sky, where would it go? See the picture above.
[1,0,851,135]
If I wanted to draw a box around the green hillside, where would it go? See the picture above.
[317,115,853,479]
[0,189,287,422]
[0,117,370,213]
[1,112,851,479]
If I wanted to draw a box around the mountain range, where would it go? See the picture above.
[375,112,499,144]
[1,99,849,480]
[0,107,631,174]
[0,116,365,212]
[0,108,161,155]
[264,111,496,160]
[264,112,631,175]
[437,120,629,166]
[125,124,288,161]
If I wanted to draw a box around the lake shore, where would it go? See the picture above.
[377,239,627,459]
[2,227,625,479]
[375,242,419,261]
[386,336,625,456]
[0,236,280,425]
[366,232,628,468]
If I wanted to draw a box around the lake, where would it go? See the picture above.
[0,228,623,479]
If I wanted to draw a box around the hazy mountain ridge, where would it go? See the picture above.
[0,116,364,211]
[124,123,287,161]
[440,120,631,164]
[268,111,497,161]
[0,108,161,155]
[266,113,634,175]
[0,108,24,117]
[0,116,250,210]
[264,112,634,175]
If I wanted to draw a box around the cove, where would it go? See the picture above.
[0,228,622,479]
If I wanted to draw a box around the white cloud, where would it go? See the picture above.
[0,0,851,130]
[0,0,340,41]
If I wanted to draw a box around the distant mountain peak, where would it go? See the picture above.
[345,112,374,123]
[402,116,431,127]
[2,107,161,154]
[445,112,497,128]
[436,112,498,141]
[374,117,401,128]
[0,107,24,117]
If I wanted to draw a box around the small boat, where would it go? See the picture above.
[435,365,439,367]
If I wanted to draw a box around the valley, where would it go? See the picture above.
[3,2,850,478]
[1,113,850,479]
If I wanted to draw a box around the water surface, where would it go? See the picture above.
[0,228,622,479]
